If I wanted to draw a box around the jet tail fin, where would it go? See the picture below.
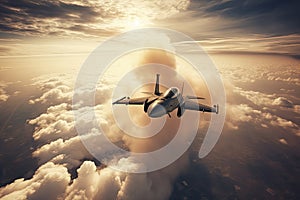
[154,74,161,95]
[181,82,184,95]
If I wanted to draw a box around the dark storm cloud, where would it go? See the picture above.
[190,0,300,35]
[0,0,99,22]
[0,0,107,37]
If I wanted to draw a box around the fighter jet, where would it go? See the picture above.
[113,74,218,118]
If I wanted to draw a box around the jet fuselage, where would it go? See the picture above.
[146,87,183,118]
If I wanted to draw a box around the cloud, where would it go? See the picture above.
[64,159,183,200]
[294,105,300,114]
[266,68,300,86]
[234,87,275,106]
[214,54,300,88]
[29,74,74,104]
[65,161,121,200]
[233,87,297,111]
[0,162,70,200]
[225,103,299,135]
[0,157,185,200]
[0,66,12,71]
[215,54,300,136]
[26,74,114,170]
[267,113,298,129]
[272,97,294,108]
[33,136,92,169]
[0,81,9,102]
[29,85,72,104]
[29,73,115,106]
[226,103,261,130]
[197,34,300,56]
[278,138,288,145]
[28,103,75,141]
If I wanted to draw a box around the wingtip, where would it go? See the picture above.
[213,104,219,114]
[112,96,126,105]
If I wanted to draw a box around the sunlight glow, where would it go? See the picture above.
[124,17,151,30]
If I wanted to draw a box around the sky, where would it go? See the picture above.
[0,1,299,200]
[0,0,299,57]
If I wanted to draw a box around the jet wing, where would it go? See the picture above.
[184,100,218,113]
[186,95,205,100]
[112,96,149,105]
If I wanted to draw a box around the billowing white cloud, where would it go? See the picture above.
[65,161,121,200]
[29,74,74,104]
[0,162,70,200]
[225,102,299,135]
[233,87,297,112]
[267,113,298,129]
[29,85,72,104]
[28,103,76,141]
[272,97,294,108]
[234,87,275,106]
[33,136,93,169]
[226,103,261,130]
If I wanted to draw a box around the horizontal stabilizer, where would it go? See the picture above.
[140,91,153,95]
[154,74,162,95]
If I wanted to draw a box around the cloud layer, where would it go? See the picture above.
[0,52,299,199]
[1,48,196,199]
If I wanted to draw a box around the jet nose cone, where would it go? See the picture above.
[147,104,166,118]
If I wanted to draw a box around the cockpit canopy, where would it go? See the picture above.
[163,87,180,99]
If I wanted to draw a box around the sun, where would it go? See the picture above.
[132,18,141,27]
[125,17,151,30]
